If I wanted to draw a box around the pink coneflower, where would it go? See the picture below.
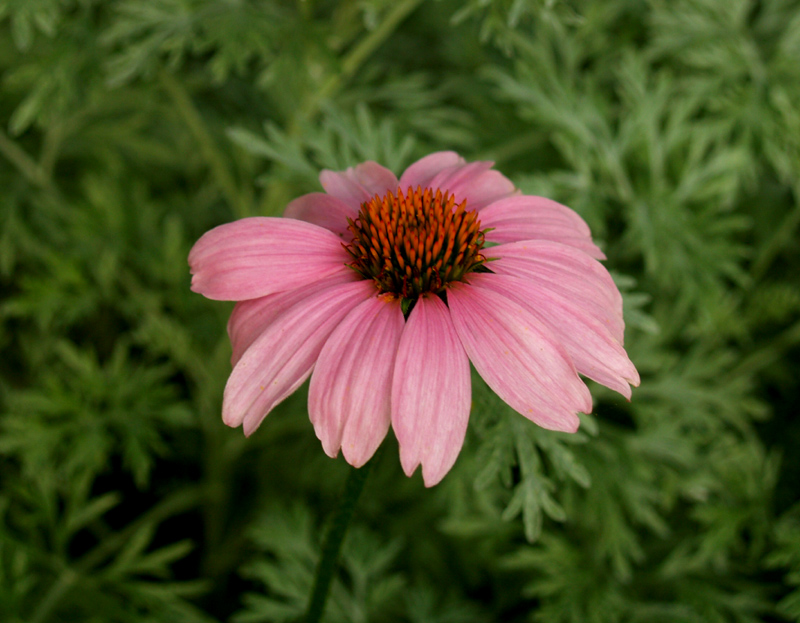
[189,152,639,486]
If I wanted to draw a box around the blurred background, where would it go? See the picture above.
[1,0,800,621]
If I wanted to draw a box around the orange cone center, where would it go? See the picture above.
[344,186,487,298]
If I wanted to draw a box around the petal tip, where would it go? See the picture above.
[222,409,243,429]
[421,466,448,488]
[342,446,373,469]
[562,415,581,434]
[242,413,266,437]
[399,452,420,479]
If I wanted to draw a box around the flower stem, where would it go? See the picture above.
[296,0,425,125]
[0,128,52,190]
[158,70,249,219]
[304,460,373,623]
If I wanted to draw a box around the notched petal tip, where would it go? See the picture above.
[392,295,471,487]
[189,273,202,292]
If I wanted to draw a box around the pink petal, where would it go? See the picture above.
[347,161,400,197]
[428,161,493,196]
[320,161,398,206]
[392,294,471,487]
[228,291,307,368]
[227,270,358,366]
[319,170,369,206]
[308,295,405,467]
[222,280,376,435]
[283,193,357,238]
[453,170,519,211]
[488,240,624,342]
[447,281,592,432]
[398,151,466,191]
[473,273,639,398]
[479,196,606,259]
[425,161,517,211]
[189,217,351,301]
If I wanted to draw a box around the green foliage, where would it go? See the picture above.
[1,0,799,621]
[236,504,406,623]
[769,504,800,620]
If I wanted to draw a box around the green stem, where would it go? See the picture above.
[0,128,51,189]
[304,460,373,623]
[295,0,425,125]
[39,119,68,181]
[749,183,800,283]
[262,0,424,215]
[158,70,247,218]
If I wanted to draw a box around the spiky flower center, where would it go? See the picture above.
[344,186,487,298]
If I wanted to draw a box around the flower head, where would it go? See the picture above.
[188,152,639,486]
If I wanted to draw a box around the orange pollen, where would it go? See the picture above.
[343,186,488,298]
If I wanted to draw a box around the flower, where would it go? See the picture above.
[189,152,639,486]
